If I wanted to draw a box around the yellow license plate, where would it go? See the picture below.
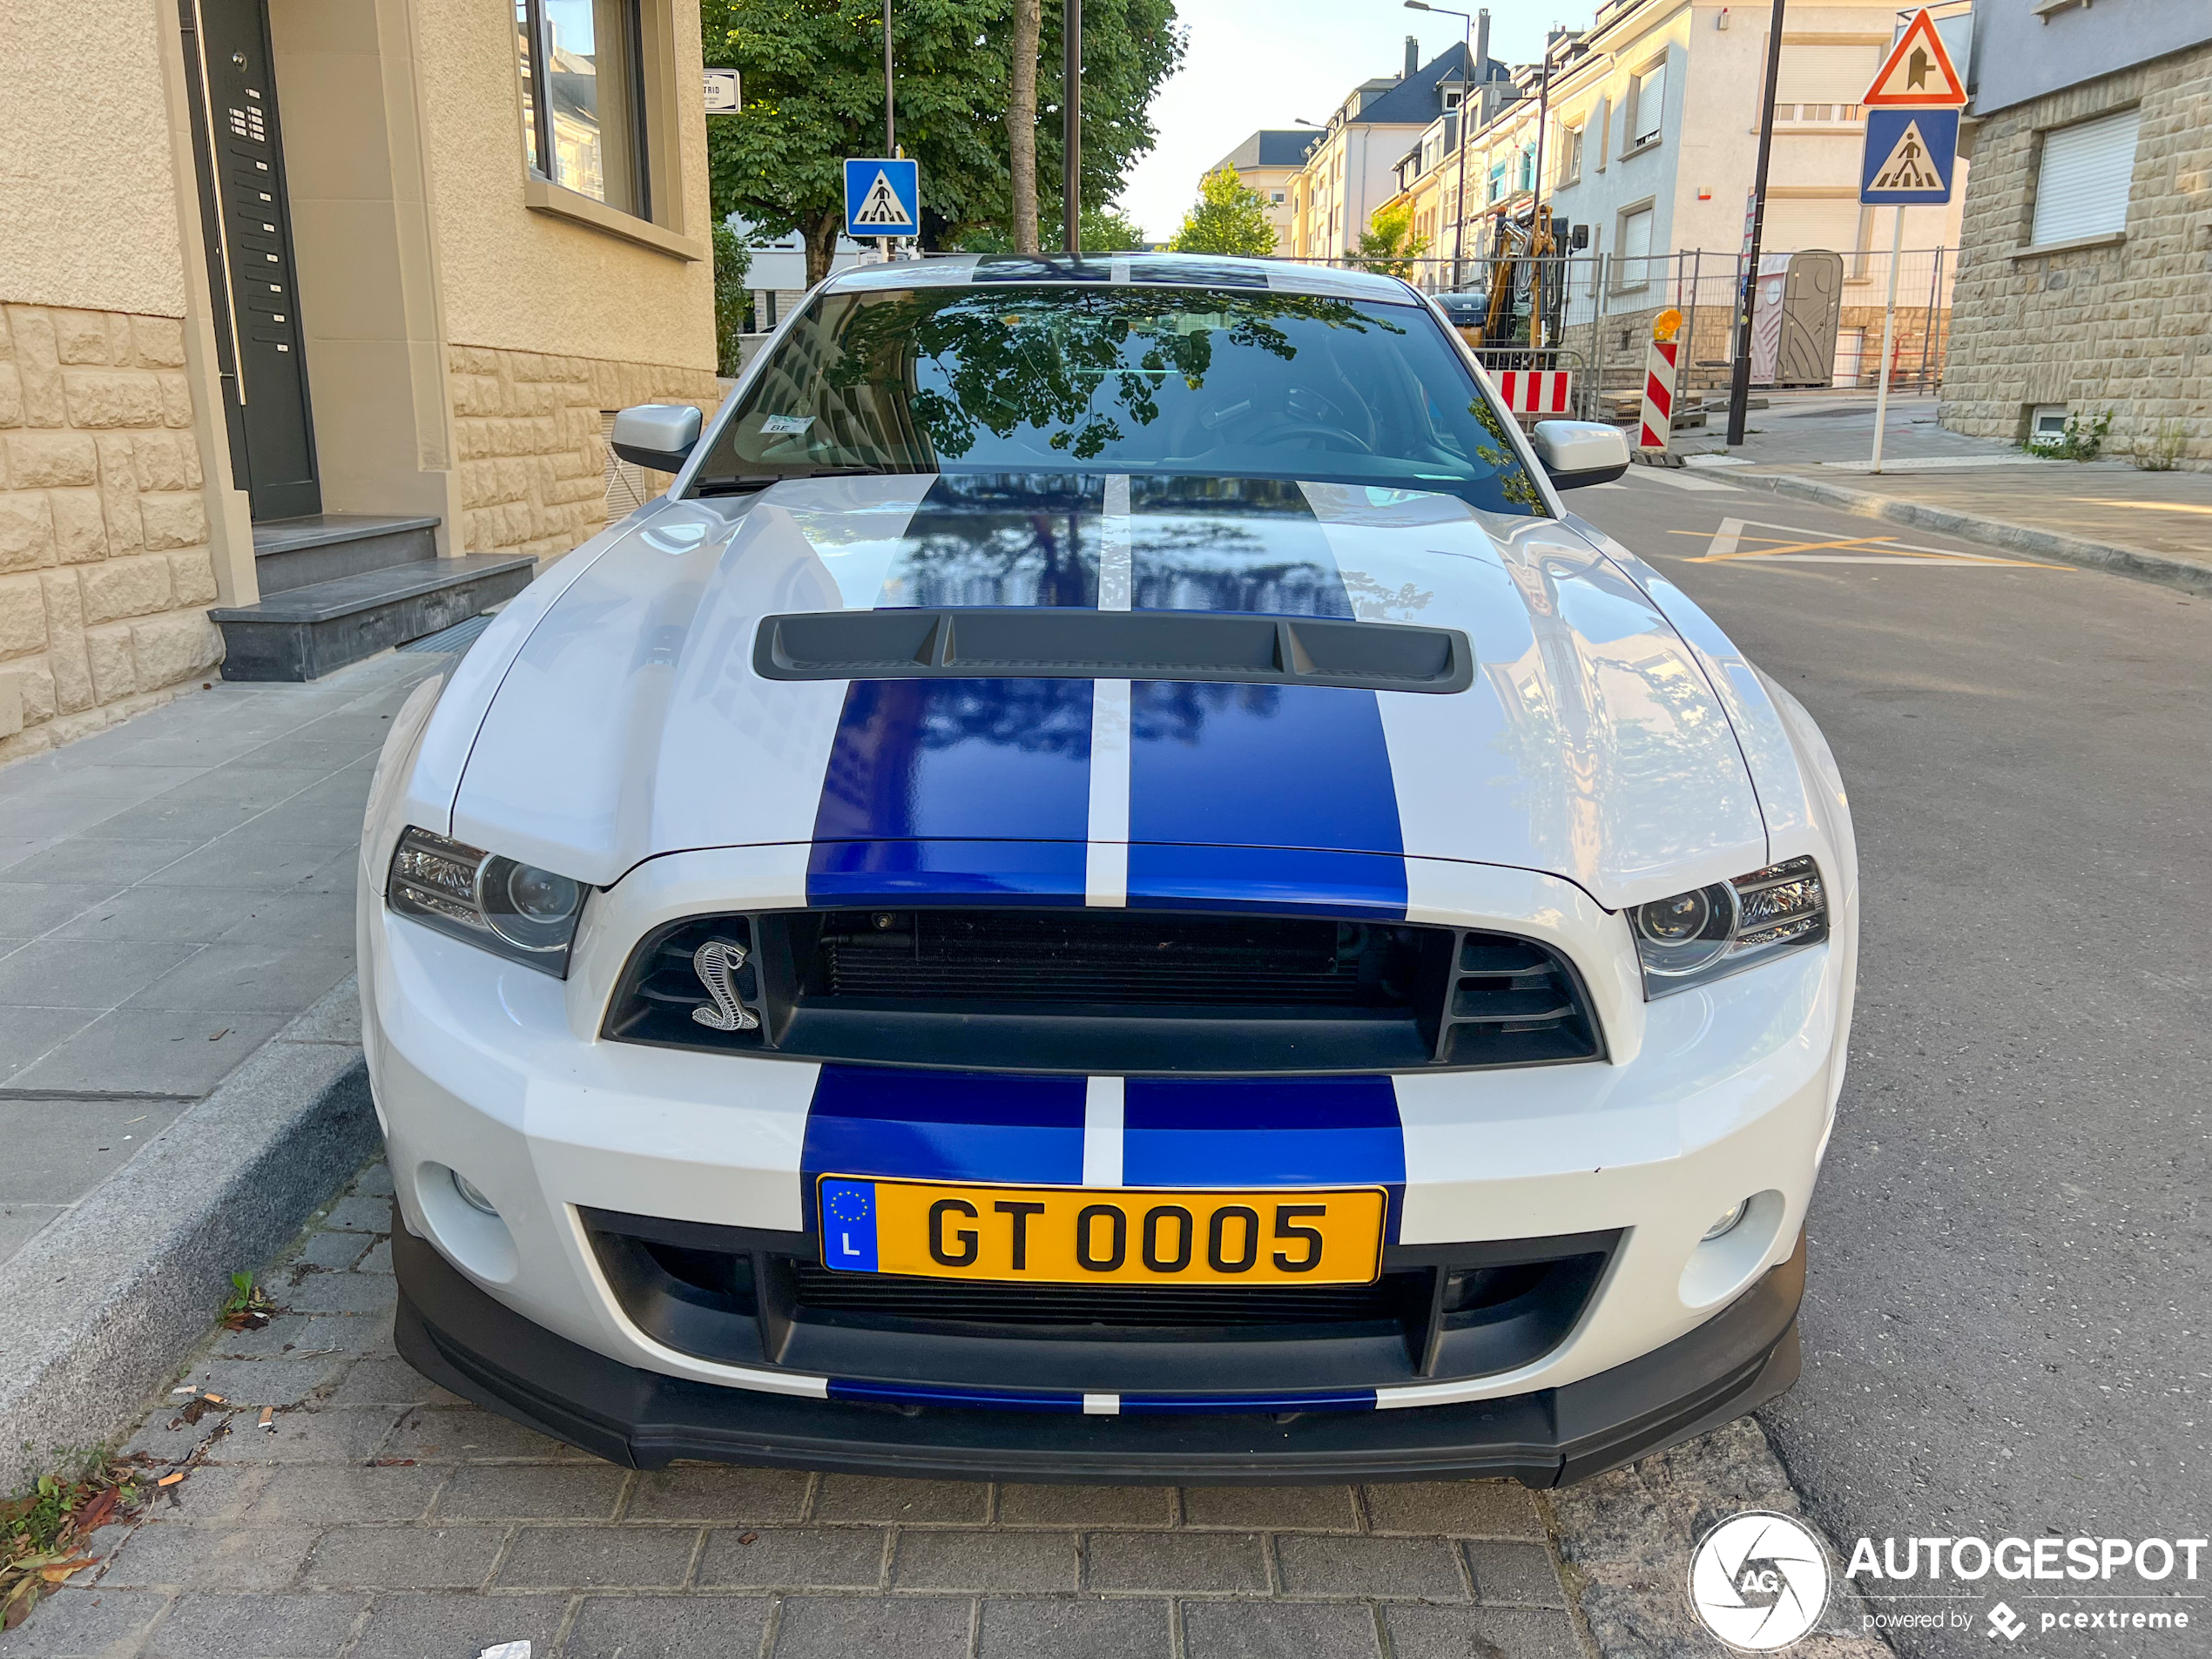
[817,1177,1386,1286]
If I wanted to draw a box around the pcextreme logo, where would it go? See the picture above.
[1688,1511,1832,1650]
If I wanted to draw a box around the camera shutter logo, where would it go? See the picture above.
[1688,1511,1832,1650]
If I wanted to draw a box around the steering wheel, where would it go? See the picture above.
[1240,417,1375,455]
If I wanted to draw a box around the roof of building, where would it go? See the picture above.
[1213,129,1325,175]
[1339,41,1487,128]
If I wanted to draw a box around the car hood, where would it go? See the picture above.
[446,473,1770,910]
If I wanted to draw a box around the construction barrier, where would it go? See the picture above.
[1639,309,1683,451]
[1494,369,1575,416]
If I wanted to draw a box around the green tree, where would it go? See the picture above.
[1166,165,1276,255]
[1353,199,1429,278]
[954,202,1150,253]
[702,0,1182,281]
[711,222,754,375]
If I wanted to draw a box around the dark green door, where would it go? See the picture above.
[186,0,320,521]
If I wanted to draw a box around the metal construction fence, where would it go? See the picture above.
[1284,247,1959,415]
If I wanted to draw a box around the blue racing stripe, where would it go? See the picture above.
[807,839,1088,906]
[801,1066,1086,1190]
[826,1379,1085,1413]
[1122,1076,1406,1189]
[1124,844,1408,918]
[1119,1389,1377,1414]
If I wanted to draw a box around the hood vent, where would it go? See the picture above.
[753,608,1474,695]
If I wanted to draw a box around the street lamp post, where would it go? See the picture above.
[1064,0,1083,255]
[881,0,896,262]
[1404,1,1484,293]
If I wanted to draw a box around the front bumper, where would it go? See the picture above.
[395,1215,1804,1485]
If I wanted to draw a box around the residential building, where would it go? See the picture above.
[728,218,869,333]
[1211,131,1323,253]
[1285,38,1485,261]
[1941,3,2210,468]
[1376,1,1970,386]
[0,0,718,752]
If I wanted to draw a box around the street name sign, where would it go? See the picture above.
[845,158,920,239]
[704,69,741,113]
[1860,107,1959,205]
[1862,9,1967,108]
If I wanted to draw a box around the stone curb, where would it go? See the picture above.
[1725,471,2212,597]
[0,976,378,1494]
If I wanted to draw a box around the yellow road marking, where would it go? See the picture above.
[2070,498,2212,517]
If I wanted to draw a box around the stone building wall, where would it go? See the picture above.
[0,304,225,765]
[447,345,724,563]
[1940,43,2212,469]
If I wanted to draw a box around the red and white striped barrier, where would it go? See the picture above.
[1638,338,1679,450]
[1494,369,1574,416]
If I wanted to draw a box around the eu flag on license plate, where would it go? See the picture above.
[820,1178,879,1271]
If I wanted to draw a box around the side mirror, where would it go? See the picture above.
[1530,420,1631,489]
[610,403,702,472]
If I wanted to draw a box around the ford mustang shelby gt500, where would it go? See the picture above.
[360,253,1857,1486]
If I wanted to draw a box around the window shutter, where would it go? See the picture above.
[1776,45,1878,105]
[1633,63,1668,145]
[2031,108,2141,246]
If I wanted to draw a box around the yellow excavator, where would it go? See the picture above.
[1452,206,1558,354]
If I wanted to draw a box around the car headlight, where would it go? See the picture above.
[386,826,585,976]
[1631,856,1826,997]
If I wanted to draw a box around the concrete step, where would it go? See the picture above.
[211,554,535,682]
[250,514,440,596]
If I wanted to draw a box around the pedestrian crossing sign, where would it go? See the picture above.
[844,158,920,239]
[1859,107,1958,205]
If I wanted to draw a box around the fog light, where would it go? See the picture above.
[1703,1198,1750,1241]
[451,1170,499,1216]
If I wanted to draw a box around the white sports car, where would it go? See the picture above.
[359,253,1856,1485]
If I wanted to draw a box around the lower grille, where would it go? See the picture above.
[789,1263,1410,1331]
[602,907,1602,1074]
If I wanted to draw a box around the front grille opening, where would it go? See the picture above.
[603,907,1601,1075]
[583,1209,1616,1395]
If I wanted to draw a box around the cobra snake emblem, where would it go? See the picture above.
[690,939,759,1031]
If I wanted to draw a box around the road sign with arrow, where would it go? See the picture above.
[1862,8,1966,108]
[844,158,920,240]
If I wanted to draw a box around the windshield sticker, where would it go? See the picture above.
[760,415,816,435]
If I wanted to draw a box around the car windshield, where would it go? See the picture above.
[690,284,1546,516]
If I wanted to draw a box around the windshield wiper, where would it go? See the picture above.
[692,466,907,497]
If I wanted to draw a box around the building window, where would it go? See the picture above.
[1271,190,1285,205]
[2029,106,2141,246]
[516,0,651,217]
[1487,161,1506,203]
[1614,203,1654,290]
[1560,124,1584,185]
[1627,57,1668,150]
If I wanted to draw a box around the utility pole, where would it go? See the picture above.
[1726,0,1787,447]
[881,0,896,261]
[1064,0,1082,255]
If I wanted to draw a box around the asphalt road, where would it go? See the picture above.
[1572,469,2212,1658]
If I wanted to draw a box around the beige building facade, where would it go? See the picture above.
[1940,6,2210,468]
[0,0,718,760]
[1211,131,1322,253]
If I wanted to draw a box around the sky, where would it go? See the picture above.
[1119,0,1558,241]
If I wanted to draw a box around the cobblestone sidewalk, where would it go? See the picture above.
[3,1164,1594,1659]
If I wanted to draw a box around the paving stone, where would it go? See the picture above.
[303,1525,505,1590]
[0,1096,191,1204]
[139,1464,268,1522]
[7,1007,289,1097]
[1273,1534,1467,1600]
[1180,1485,1361,1531]
[434,1462,628,1520]
[95,1521,317,1591]
[291,1313,394,1357]
[0,936,198,1009]
[0,1005,98,1079]
[495,1523,700,1588]
[141,839,342,891]
[1180,1600,1381,1659]
[354,1239,393,1275]
[1384,1602,1585,1659]
[205,1314,319,1359]
[1464,1540,1567,1608]
[995,1482,1175,1528]
[53,882,275,943]
[695,1525,887,1589]
[203,1405,401,1465]
[353,1163,395,1197]
[250,1463,448,1524]
[1361,1481,1543,1540]
[347,1592,570,1659]
[325,1357,451,1406]
[292,1230,374,1271]
[316,1193,393,1234]
[564,1595,775,1659]
[625,1463,812,1522]
[173,1354,352,1408]
[0,881,122,938]
[385,1405,589,1462]
[140,1591,368,1658]
[769,1594,974,1659]
[275,1271,396,1316]
[1083,1530,1268,1594]
[0,1588,167,1657]
[893,1527,1078,1592]
[0,838,197,885]
[977,1597,1173,1658]
[123,1413,230,1467]
[812,1474,988,1525]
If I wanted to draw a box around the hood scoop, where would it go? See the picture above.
[753,607,1474,695]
